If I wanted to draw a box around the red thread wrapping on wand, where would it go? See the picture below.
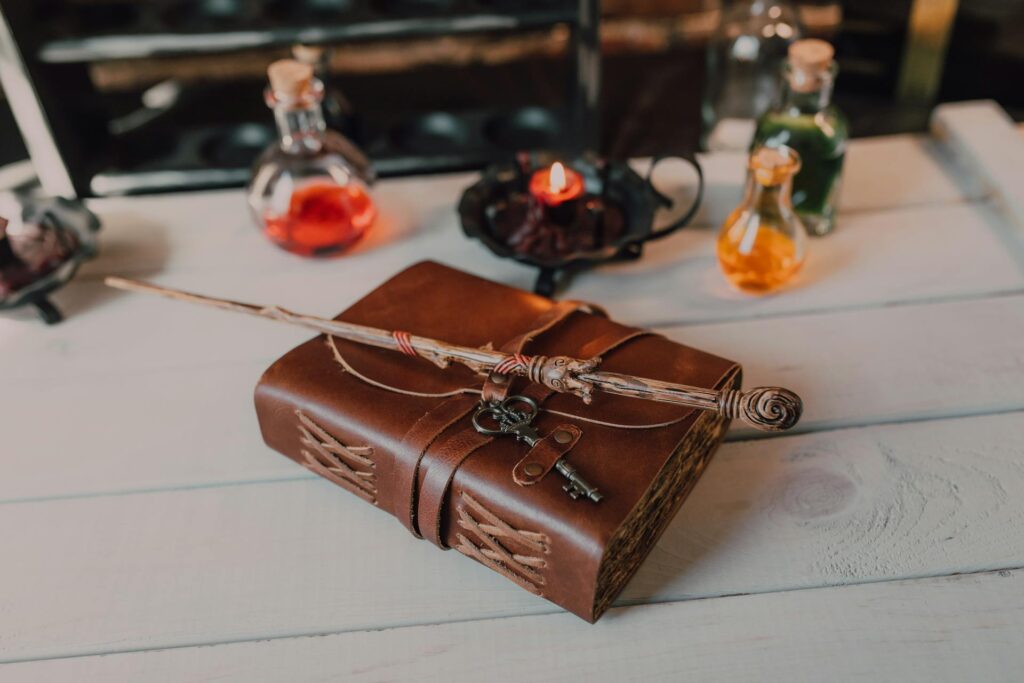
[493,353,532,376]
[392,330,418,357]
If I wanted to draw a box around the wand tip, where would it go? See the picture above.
[105,276,131,289]
[105,276,154,294]
[721,386,803,432]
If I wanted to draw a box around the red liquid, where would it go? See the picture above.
[263,181,376,256]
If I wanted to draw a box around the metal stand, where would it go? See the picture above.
[32,296,62,324]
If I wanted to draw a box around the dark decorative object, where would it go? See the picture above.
[0,197,100,324]
[459,152,704,296]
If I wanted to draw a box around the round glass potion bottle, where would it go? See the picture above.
[247,59,376,257]
[717,145,807,294]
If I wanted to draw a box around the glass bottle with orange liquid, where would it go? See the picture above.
[717,145,807,294]
[247,59,376,257]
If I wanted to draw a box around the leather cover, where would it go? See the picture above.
[254,261,740,622]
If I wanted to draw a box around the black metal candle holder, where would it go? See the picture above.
[0,197,100,324]
[459,151,703,296]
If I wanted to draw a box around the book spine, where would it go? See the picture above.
[293,408,381,506]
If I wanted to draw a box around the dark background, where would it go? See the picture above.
[1,0,1021,184]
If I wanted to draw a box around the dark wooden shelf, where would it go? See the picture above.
[37,10,577,63]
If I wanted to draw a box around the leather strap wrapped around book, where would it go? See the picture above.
[392,394,479,538]
[512,424,582,486]
[417,382,552,547]
[396,301,592,539]
[417,326,653,548]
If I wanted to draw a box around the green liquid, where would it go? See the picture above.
[753,109,847,234]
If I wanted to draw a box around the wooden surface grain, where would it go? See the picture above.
[1,411,1022,661]
[7,568,1022,682]
[2,290,1023,502]
[933,100,1024,228]
[1,104,1022,679]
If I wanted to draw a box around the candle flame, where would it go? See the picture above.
[549,162,567,193]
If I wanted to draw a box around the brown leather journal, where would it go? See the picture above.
[254,261,740,622]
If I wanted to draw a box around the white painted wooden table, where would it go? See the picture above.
[3,101,1023,681]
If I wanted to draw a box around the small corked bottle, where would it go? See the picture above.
[247,59,376,257]
[753,39,848,236]
[717,144,808,294]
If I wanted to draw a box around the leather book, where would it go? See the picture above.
[254,261,740,622]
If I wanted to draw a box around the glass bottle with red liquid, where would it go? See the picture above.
[247,59,376,256]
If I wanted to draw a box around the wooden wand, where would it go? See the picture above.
[105,277,803,432]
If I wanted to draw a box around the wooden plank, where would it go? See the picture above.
[569,200,1024,327]
[2,290,1022,502]
[0,363,298,502]
[696,132,983,223]
[7,568,1022,681]
[59,197,1021,335]
[933,100,1024,228]
[1,411,1022,662]
[9,229,1024,388]
[671,292,1024,438]
[7,197,1022,386]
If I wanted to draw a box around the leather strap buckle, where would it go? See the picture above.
[512,424,582,486]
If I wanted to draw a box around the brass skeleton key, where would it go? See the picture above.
[472,396,602,503]
[553,458,603,503]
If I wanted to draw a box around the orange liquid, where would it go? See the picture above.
[717,226,802,294]
[264,181,376,257]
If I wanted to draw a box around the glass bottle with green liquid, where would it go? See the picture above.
[753,39,847,236]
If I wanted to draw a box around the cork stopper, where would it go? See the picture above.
[267,59,314,98]
[749,145,801,186]
[789,39,834,71]
[291,44,324,65]
[787,39,835,93]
